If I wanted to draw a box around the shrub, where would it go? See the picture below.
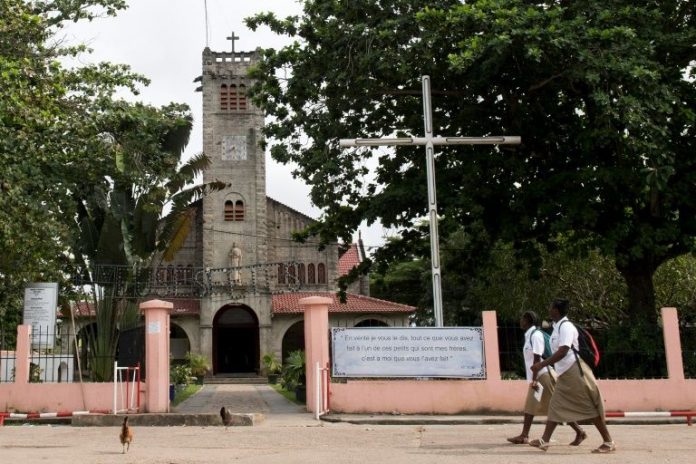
[280,350,306,390]
[171,364,193,385]
[185,352,210,378]
[262,352,282,375]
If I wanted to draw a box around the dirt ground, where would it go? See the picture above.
[0,421,693,464]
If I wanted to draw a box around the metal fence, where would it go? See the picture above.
[497,323,668,380]
[0,327,15,383]
[0,325,143,383]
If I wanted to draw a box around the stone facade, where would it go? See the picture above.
[161,47,411,375]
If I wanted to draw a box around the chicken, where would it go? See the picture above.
[220,406,233,430]
[119,416,133,453]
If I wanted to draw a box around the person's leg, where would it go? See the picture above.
[568,421,587,446]
[507,414,533,443]
[591,416,615,452]
[541,420,558,442]
[529,421,558,450]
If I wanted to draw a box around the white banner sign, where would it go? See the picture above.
[331,327,485,378]
[23,282,58,347]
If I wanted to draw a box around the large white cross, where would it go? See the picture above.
[339,76,521,327]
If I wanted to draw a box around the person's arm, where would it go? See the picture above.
[530,331,543,383]
[530,353,542,390]
[531,346,569,373]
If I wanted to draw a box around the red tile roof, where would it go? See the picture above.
[338,244,361,276]
[67,294,412,317]
[272,292,415,314]
[66,299,200,317]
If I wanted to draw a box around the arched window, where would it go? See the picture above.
[307,263,315,284]
[176,264,184,282]
[224,200,244,221]
[185,264,194,283]
[238,84,247,110]
[229,84,238,110]
[355,319,389,327]
[220,84,228,111]
[317,263,326,284]
[234,200,244,221]
[224,201,235,221]
[277,264,286,284]
[298,263,305,284]
[287,265,296,283]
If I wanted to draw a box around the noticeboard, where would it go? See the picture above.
[331,327,485,378]
[23,282,58,347]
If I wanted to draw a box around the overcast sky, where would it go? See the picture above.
[61,0,391,249]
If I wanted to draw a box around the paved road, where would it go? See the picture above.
[3,386,693,462]
[1,422,693,463]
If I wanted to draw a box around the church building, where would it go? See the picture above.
[159,45,414,376]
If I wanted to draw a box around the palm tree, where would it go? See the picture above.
[71,102,226,380]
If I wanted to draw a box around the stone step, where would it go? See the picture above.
[205,375,268,385]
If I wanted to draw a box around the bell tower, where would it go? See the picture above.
[200,45,266,270]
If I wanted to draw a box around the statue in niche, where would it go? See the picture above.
[228,243,242,284]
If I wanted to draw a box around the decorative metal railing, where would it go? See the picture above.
[72,262,308,298]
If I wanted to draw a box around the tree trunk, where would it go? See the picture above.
[617,265,658,325]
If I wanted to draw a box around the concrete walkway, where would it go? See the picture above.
[172,384,317,426]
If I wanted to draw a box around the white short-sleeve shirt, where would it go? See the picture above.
[523,326,550,382]
[550,316,579,375]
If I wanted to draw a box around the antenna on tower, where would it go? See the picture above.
[203,0,210,48]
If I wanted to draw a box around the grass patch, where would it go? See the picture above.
[171,384,202,407]
[270,383,303,405]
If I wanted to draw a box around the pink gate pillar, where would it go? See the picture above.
[482,311,501,381]
[140,299,173,413]
[14,325,31,384]
[301,296,332,414]
[661,307,685,380]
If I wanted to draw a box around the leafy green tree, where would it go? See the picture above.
[1,0,137,328]
[247,0,696,325]
[69,102,227,380]
[0,1,225,374]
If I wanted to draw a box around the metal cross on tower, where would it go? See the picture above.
[339,76,521,327]
[226,31,240,53]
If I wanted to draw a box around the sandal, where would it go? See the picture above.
[569,431,587,446]
[591,441,616,454]
[529,438,550,451]
[506,435,528,444]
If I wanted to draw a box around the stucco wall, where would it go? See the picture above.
[317,307,696,414]
[0,382,131,413]
[328,378,696,414]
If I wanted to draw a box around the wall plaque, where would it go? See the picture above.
[332,327,485,378]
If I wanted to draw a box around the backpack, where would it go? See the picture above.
[529,328,553,359]
[559,320,600,368]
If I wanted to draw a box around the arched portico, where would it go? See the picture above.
[281,320,305,363]
[170,323,192,362]
[213,304,259,373]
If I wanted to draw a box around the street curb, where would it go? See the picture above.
[320,414,690,426]
[71,413,264,427]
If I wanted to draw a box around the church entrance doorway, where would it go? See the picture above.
[213,305,259,374]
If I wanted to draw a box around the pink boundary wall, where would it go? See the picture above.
[301,304,696,414]
[0,325,130,413]
[0,300,175,414]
